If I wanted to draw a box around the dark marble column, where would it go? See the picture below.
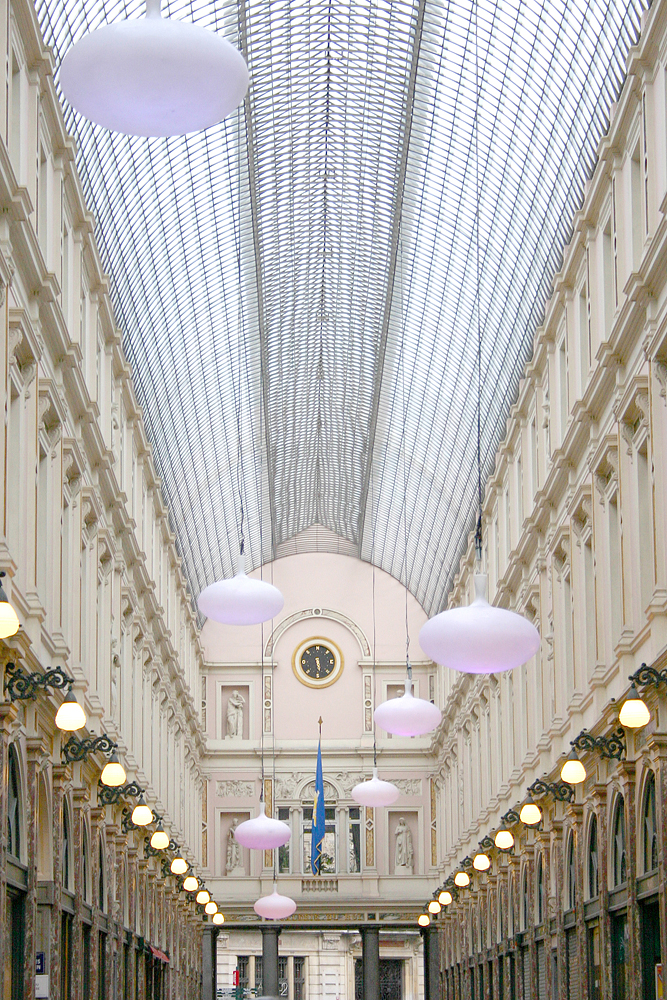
[201,926,217,1000]
[422,923,441,1000]
[360,926,380,1000]
[261,924,281,996]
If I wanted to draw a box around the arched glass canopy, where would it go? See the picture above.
[36,0,645,616]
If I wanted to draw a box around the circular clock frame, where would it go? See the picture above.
[292,637,344,689]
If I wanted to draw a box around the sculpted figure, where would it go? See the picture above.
[226,689,245,739]
[226,818,243,874]
[394,816,414,873]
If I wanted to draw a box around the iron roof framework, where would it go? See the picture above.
[37,0,645,617]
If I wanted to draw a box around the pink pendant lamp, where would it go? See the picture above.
[351,767,400,807]
[234,802,290,850]
[374,672,442,737]
[198,551,284,626]
[254,883,296,920]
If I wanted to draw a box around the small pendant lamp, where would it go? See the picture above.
[205,900,218,915]
[374,671,442,737]
[170,856,188,875]
[419,573,540,674]
[519,797,542,826]
[428,899,441,914]
[0,573,20,638]
[473,852,490,871]
[560,749,586,784]
[55,690,87,732]
[150,825,170,850]
[438,890,453,906]
[254,883,296,920]
[100,752,127,788]
[183,874,199,892]
[196,889,210,904]
[212,913,225,925]
[418,913,431,927]
[58,0,248,137]
[351,767,400,807]
[198,551,284,626]
[619,685,650,728]
[234,802,290,850]
[494,829,514,850]
[131,797,153,826]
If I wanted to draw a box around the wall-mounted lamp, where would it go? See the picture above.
[171,856,188,876]
[99,779,145,807]
[619,664,667,729]
[527,776,574,804]
[494,829,514,850]
[205,901,218,915]
[0,573,20,638]
[196,889,211,905]
[438,889,453,906]
[519,796,542,826]
[473,853,490,871]
[560,749,586,784]
[212,913,225,925]
[427,898,441,914]
[183,874,199,892]
[418,913,431,927]
[5,662,86,730]
[454,870,470,887]
[61,735,126,786]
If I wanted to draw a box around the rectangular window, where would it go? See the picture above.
[609,497,622,647]
[603,219,614,336]
[579,283,590,391]
[237,956,249,990]
[278,808,290,873]
[637,445,653,612]
[303,806,336,873]
[611,913,629,1000]
[60,913,73,1000]
[631,143,643,268]
[278,957,288,997]
[559,338,568,442]
[294,957,306,1000]
[348,807,361,873]
[584,540,596,677]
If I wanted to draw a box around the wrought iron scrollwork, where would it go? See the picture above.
[528,777,574,803]
[478,835,495,851]
[4,661,74,702]
[62,734,117,763]
[98,779,144,807]
[501,808,521,826]
[571,727,625,760]
[630,663,667,690]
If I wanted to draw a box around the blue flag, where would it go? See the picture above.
[311,735,325,875]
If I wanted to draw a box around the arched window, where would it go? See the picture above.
[98,836,106,911]
[536,853,544,924]
[82,824,91,903]
[62,801,72,891]
[643,773,658,873]
[566,832,576,910]
[7,746,21,860]
[588,814,599,899]
[521,869,529,931]
[612,796,627,887]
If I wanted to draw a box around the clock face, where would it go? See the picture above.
[293,638,344,688]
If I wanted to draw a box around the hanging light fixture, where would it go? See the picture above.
[196,889,210,904]
[519,797,542,826]
[55,690,87,731]
[0,573,20,638]
[427,899,441,914]
[438,890,453,906]
[418,913,431,927]
[171,856,188,875]
[473,853,490,871]
[212,913,225,925]
[100,752,127,788]
[150,824,170,850]
[205,901,218,915]
[131,796,153,826]
[234,802,290,850]
[561,749,586,784]
[374,672,442,737]
[454,871,470,887]
[253,884,296,920]
[619,685,650,728]
[494,829,514,850]
[183,874,199,892]
[351,767,399,807]
[198,551,284,626]
[58,0,248,137]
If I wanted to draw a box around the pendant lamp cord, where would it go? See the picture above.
[371,466,378,769]
[399,226,412,681]
[236,103,245,558]
[474,0,483,569]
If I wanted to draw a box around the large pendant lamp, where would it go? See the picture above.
[352,767,399,807]
[374,671,442,737]
[233,802,290,851]
[419,573,540,674]
[58,0,248,137]
[254,883,296,920]
[198,551,284,626]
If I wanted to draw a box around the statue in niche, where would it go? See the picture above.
[394,816,414,874]
[226,689,245,739]
[226,819,244,875]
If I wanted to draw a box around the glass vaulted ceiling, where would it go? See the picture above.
[37,0,644,617]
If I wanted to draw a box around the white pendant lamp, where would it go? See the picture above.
[454,871,470,887]
[205,901,218,915]
[131,797,153,826]
[170,856,188,875]
[212,913,225,925]
[100,753,127,788]
[150,825,170,850]
[58,0,248,138]
[473,852,491,871]
[428,899,441,914]
[0,573,20,638]
[196,890,210,904]
[619,685,650,728]
[418,913,431,927]
[519,797,542,826]
[374,672,442,737]
[254,884,296,920]
[438,890,453,906]
[351,767,400,807]
[234,802,290,850]
[560,749,586,784]
[494,829,514,850]
[55,691,87,731]
[419,573,540,674]
[198,552,284,626]
[183,874,199,891]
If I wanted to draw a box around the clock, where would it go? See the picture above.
[292,638,344,688]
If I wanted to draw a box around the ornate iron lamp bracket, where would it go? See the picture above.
[501,808,521,826]
[98,780,145,807]
[528,777,574,803]
[630,663,667,691]
[5,661,74,702]
[62,734,117,763]
[571,727,625,760]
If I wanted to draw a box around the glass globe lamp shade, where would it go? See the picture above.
[619,686,650,728]
[198,552,284,626]
[196,890,210,904]
[100,753,126,787]
[183,875,199,892]
[418,914,431,927]
[171,857,188,875]
[253,885,296,920]
[55,691,87,731]
[150,826,170,850]
[427,899,441,914]
[351,767,400,807]
[473,853,491,871]
[454,871,470,887]
[419,574,540,674]
[520,799,542,826]
[58,0,249,138]
[561,750,586,784]
[374,674,442,737]
[212,913,225,925]
[205,901,218,915]
[494,829,514,850]
[131,798,153,826]
[438,890,453,906]
[234,802,291,850]
[0,575,20,638]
